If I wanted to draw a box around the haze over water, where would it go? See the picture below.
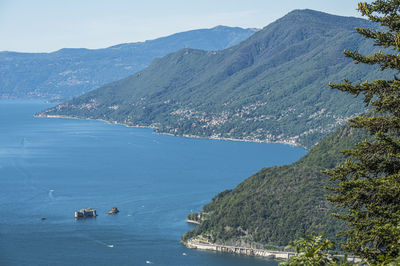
[0,100,306,265]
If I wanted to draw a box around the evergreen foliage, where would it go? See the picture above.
[279,235,349,266]
[325,1,400,263]
[182,125,366,247]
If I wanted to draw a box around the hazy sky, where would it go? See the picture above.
[0,0,365,52]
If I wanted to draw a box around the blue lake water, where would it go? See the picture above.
[0,100,306,265]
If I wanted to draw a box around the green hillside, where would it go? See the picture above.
[182,124,368,248]
[39,9,390,148]
[0,26,256,99]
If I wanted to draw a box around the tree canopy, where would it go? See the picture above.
[325,0,400,264]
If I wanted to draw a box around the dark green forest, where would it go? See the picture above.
[182,124,368,247]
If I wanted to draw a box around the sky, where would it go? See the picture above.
[0,0,365,53]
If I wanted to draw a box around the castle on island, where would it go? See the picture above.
[74,208,97,218]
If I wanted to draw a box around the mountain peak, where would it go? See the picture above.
[286,8,350,18]
[277,8,368,29]
[40,8,385,149]
[252,8,372,38]
[289,8,332,15]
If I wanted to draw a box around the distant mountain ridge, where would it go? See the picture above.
[0,26,257,99]
[39,9,391,148]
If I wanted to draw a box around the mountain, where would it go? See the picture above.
[182,124,368,248]
[0,26,257,99]
[39,9,391,148]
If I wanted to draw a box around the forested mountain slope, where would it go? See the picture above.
[40,10,390,148]
[182,124,368,247]
[0,26,256,99]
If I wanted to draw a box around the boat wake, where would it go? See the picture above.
[48,189,55,200]
[87,237,115,248]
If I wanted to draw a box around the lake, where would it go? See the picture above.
[0,100,306,265]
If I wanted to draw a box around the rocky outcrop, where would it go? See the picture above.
[108,207,120,214]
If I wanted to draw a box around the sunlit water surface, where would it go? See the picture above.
[0,100,306,265]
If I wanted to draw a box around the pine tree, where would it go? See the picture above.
[325,1,400,263]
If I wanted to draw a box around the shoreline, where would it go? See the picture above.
[156,132,301,148]
[186,219,201,225]
[182,239,295,260]
[35,114,158,129]
[182,239,362,263]
[36,114,303,148]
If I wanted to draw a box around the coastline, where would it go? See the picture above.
[36,114,303,148]
[156,132,301,147]
[35,114,158,129]
[182,239,294,260]
[186,219,201,225]
[182,239,362,263]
